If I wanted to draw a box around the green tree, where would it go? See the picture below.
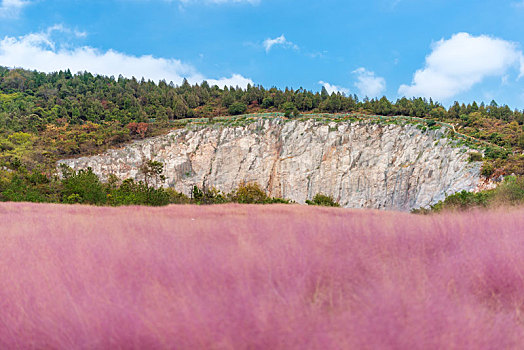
[282,102,297,118]
[228,102,247,115]
[140,159,165,187]
[109,178,170,206]
[60,165,107,205]
[229,183,268,204]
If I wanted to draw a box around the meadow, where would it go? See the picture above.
[1,202,524,349]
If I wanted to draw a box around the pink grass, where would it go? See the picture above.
[1,203,524,349]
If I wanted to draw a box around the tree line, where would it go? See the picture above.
[1,66,523,135]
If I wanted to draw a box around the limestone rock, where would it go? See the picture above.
[58,118,482,211]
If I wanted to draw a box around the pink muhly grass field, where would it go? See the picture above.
[1,203,524,349]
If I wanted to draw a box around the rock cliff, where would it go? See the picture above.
[58,118,483,211]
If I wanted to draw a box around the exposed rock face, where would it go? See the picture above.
[58,118,482,211]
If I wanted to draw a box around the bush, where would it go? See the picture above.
[0,173,49,203]
[306,193,340,207]
[228,102,247,116]
[166,188,191,204]
[8,132,33,145]
[468,152,483,162]
[485,146,509,160]
[127,122,148,138]
[492,176,524,205]
[281,102,298,118]
[191,185,227,205]
[418,175,524,213]
[109,179,171,206]
[229,183,268,204]
[187,183,289,205]
[430,190,491,212]
[261,97,273,109]
[481,162,495,177]
[60,166,107,205]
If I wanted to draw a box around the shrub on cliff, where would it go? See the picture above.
[468,152,483,162]
[484,146,510,160]
[481,162,495,177]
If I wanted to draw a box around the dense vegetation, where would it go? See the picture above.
[0,66,523,209]
[413,175,524,213]
[0,163,299,206]
[2,159,347,206]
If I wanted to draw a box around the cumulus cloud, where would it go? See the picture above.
[0,0,30,17]
[318,81,350,95]
[263,35,298,53]
[353,68,386,97]
[207,74,254,88]
[398,33,524,100]
[0,29,253,88]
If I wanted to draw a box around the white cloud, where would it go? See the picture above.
[207,74,253,88]
[353,67,386,97]
[0,0,30,17]
[263,34,298,53]
[398,33,524,100]
[46,24,88,38]
[318,81,350,95]
[0,29,253,88]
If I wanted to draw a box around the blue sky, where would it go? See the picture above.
[1,0,524,108]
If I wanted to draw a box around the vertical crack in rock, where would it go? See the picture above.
[267,127,284,197]
[58,118,483,211]
[203,128,222,189]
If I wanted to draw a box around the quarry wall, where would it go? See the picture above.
[58,118,483,211]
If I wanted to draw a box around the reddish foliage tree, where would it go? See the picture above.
[127,122,148,138]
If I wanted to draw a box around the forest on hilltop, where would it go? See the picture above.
[0,66,523,209]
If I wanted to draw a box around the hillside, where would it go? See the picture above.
[1,67,523,209]
[59,116,482,211]
[0,66,522,173]
[2,202,524,348]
